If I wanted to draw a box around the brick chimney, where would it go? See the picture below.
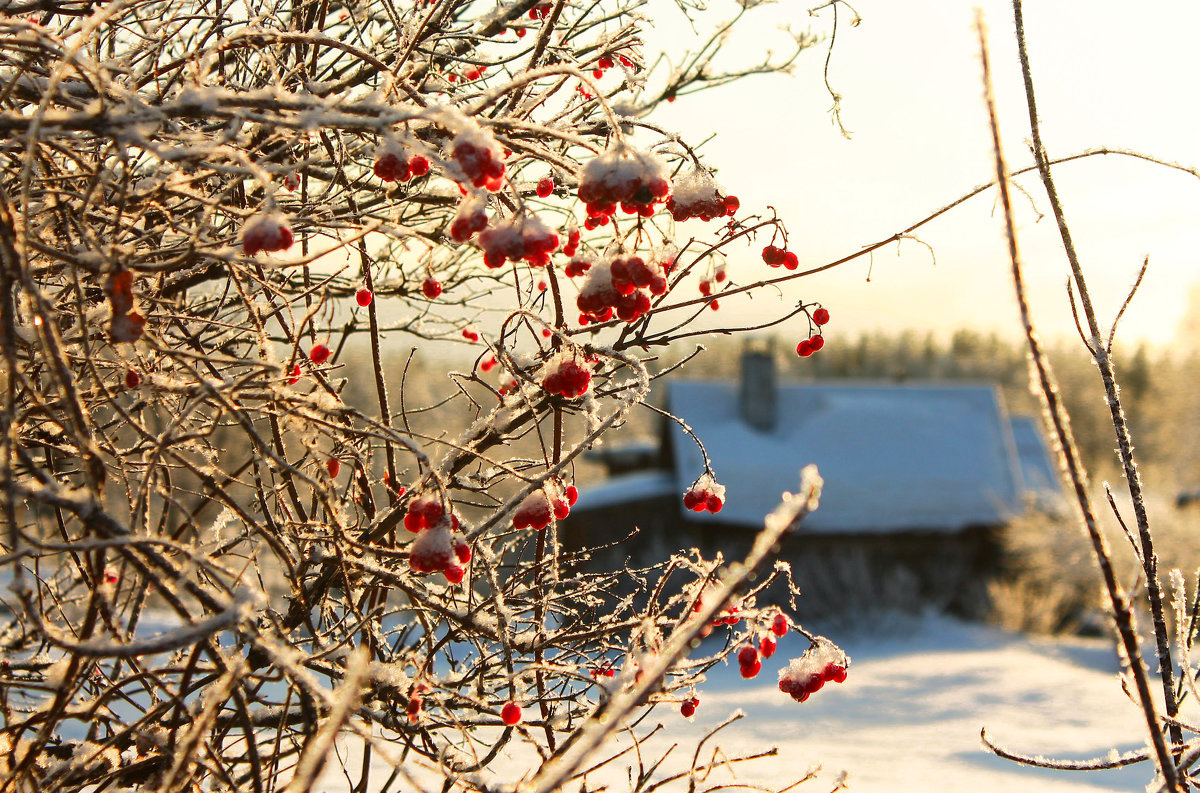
[739,341,776,431]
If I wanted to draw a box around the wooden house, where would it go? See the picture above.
[561,350,1063,619]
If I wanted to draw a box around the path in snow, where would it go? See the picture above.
[320,615,1171,792]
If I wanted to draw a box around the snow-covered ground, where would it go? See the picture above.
[320,615,1170,792]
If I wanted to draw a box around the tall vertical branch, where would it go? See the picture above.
[976,12,1181,790]
[1011,0,1180,744]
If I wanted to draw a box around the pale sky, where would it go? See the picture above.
[641,0,1200,349]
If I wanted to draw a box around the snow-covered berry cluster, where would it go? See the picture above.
[683,473,725,513]
[373,140,431,183]
[448,121,506,191]
[777,640,849,703]
[689,584,741,639]
[405,497,471,582]
[666,170,739,222]
[477,214,560,268]
[577,145,671,220]
[576,255,665,324]
[512,483,579,530]
[762,244,799,270]
[564,255,592,278]
[450,195,489,242]
[680,696,699,718]
[243,212,294,256]
[541,351,592,398]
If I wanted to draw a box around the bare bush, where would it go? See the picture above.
[0,2,852,792]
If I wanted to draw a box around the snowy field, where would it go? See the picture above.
[319,615,1167,792]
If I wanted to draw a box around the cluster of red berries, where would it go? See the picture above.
[590,54,616,79]
[512,483,579,530]
[541,353,592,398]
[462,326,480,342]
[405,496,471,582]
[242,212,294,257]
[564,255,591,278]
[561,226,581,258]
[680,696,699,718]
[576,255,665,324]
[529,3,551,18]
[666,170,739,222]
[577,145,672,220]
[683,474,725,513]
[777,641,849,704]
[450,124,506,191]
[796,308,829,358]
[759,613,788,658]
[737,644,762,678]
[450,195,489,242]
[105,270,145,343]
[761,245,799,270]
[689,585,741,639]
[478,214,560,268]
[373,141,431,183]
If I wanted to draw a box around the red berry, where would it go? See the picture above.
[813,307,830,325]
[422,278,443,299]
[680,697,698,718]
[326,457,340,477]
[462,327,480,342]
[537,177,554,197]
[796,339,814,358]
[809,335,825,351]
[500,701,522,725]
[823,663,847,683]
[783,251,799,270]
[309,343,331,364]
[356,288,373,307]
[566,485,579,505]
[287,363,301,385]
[771,613,788,637]
[705,494,723,513]
[737,645,759,668]
[124,369,141,389]
[740,658,762,679]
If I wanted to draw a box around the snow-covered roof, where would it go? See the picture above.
[666,381,1025,533]
[573,470,674,512]
[1008,414,1067,514]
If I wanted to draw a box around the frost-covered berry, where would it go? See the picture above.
[243,212,294,256]
[450,194,489,242]
[356,288,373,307]
[771,613,789,637]
[666,170,737,222]
[737,644,759,668]
[422,278,443,299]
[759,634,777,659]
[536,177,555,198]
[680,697,698,718]
[309,343,332,364]
[500,701,523,726]
[576,256,659,324]
[513,482,573,530]
[683,473,725,514]
[541,351,592,398]
[813,307,830,325]
[577,144,671,219]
